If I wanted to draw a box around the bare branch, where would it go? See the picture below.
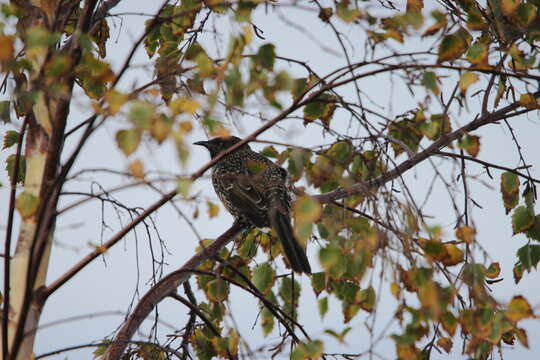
[103,222,246,360]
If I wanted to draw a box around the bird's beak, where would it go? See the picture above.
[193,140,209,147]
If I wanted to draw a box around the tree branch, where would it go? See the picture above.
[436,151,540,184]
[43,190,177,298]
[313,93,537,204]
[103,222,246,360]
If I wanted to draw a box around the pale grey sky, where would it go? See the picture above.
[1,1,539,359]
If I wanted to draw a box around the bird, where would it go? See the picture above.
[194,136,312,274]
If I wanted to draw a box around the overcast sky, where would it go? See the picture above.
[1,1,540,359]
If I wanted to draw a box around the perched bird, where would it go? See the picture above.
[194,136,311,273]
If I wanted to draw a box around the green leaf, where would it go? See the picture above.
[336,3,361,22]
[176,178,192,199]
[422,71,440,95]
[260,145,279,158]
[260,292,277,336]
[389,119,422,155]
[25,27,59,57]
[45,54,73,77]
[526,215,540,241]
[501,172,519,193]
[16,191,39,219]
[235,1,255,22]
[115,129,141,156]
[514,3,537,27]
[501,172,519,214]
[458,72,479,94]
[170,97,200,115]
[506,295,533,322]
[512,206,535,234]
[238,232,257,259]
[303,94,336,126]
[206,278,229,302]
[259,305,274,336]
[279,277,301,305]
[467,9,487,30]
[256,43,275,70]
[5,154,26,184]
[517,244,540,271]
[293,196,322,223]
[0,101,10,123]
[303,101,325,121]
[466,42,489,68]
[287,149,310,179]
[462,263,485,287]
[441,311,457,336]
[319,246,341,270]
[486,262,501,279]
[327,141,353,163]
[437,28,471,63]
[458,134,480,157]
[514,262,524,284]
[129,101,154,128]
[356,286,376,312]
[292,77,308,99]
[92,339,111,358]
[192,327,217,360]
[318,296,328,318]
[291,340,325,360]
[253,263,275,295]
[311,272,326,296]
[3,130,19,149]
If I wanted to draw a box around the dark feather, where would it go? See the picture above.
[269,198,312,274]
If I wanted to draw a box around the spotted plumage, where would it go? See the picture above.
[195,136,311,273]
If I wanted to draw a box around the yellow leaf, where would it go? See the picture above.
[467,42,491,69]
[506,296,532,322]
[179,121,193,134]
[210,125,231,137]
[16,192,39,219]
[115,129,141,156]
[407,0,423,13]
[437,28,471,63]
[243,25,253,44]
[169,97,200,116]
[519,93,539,109]
[390,282,400,299]
[459,72,479,94]
[385,29,404,43]
[177,179,192,199]
[502,0,521,16]
[0,35,15,63]
[95,245,107,254]
[486,262,501,279]
[437,337,453,353]
[129,159,145,180]
[207,201,220,218]
[456,225,475,243]
[441,244,464,266]
[150,115,172,144]
[396,343,419,360]
[516,327,529,348]
[293,196,322,223]
[104,89,128,115]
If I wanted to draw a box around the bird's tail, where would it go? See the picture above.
[268,198,311,274]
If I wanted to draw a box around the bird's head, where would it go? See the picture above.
[194,136,248,158]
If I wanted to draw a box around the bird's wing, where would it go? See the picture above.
[222,169,268,227]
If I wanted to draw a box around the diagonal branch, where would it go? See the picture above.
[103,222,245,360]
[313,93,537,204]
